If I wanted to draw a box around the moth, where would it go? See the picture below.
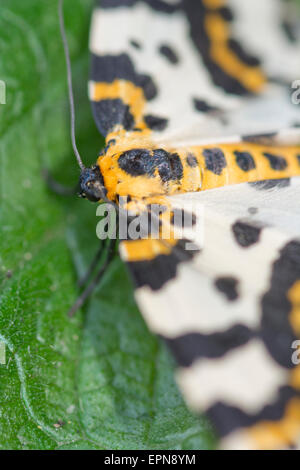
[59,0,300,450]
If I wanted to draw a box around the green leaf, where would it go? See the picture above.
[0,0,215,449]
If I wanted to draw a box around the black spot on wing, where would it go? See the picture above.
[227,38,261,67]
[242,132,278,144]
[144,114,168,131]
[234,151,255,172]
[186,153,198,168]
[282,20,298,43]
[232,221,262,248]
[159,44,179,64]
[214,276,239,301]
[206,386,298,438]
[91,53,157,100]
[261,240,300,368]
[203,148,227,175]
[249,178,291,190]
[130,39,142,49]
[263,152,288,171]
[297,155,300,166]
[127,239,199,291]
[217,6,234,21]
[163,324,255,367]
[193,98,221,113]
[248,207,258,215]
[92,99,134,136]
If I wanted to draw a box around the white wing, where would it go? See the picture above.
[121,177,300,449]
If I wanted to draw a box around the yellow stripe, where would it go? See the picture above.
[204,11,265,93]
[92,80,147,129]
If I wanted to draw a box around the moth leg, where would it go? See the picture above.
[42,167,77,196]
[77,240,105,287]
[68,237,117,317]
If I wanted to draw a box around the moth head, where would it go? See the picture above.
[79,165,107,202]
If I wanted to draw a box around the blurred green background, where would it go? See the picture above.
[0,0,216,449]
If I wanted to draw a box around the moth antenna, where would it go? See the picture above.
[58,0,85,170]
